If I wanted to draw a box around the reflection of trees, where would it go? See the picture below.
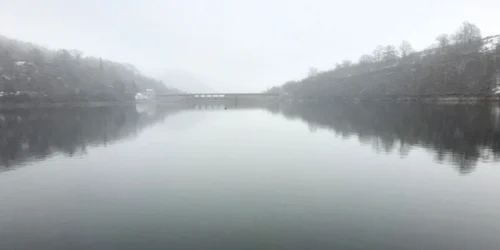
[277,102,500,174]
[0,105,183,170]
[0,101,278,171]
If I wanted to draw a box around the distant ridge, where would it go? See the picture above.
[154,69,216,93]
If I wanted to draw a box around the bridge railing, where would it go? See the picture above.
[157,93,279,97]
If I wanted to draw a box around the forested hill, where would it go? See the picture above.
[269,22,500,100]
[0,35,179,103]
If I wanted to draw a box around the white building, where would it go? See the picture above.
[134,89,156,102]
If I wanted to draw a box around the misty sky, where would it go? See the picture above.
[1,0,499,92]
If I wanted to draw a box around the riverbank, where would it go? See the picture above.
[2,95,499,110]
[360,95,500,104]
[281,95,500,104]
[0,101,187,110]
[0,101,133,110]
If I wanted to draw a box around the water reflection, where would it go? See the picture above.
[0,101,280,171]
[0,104,184,170]
[2,101,498,175]
[1,102,499,250]
[274,102,500,174]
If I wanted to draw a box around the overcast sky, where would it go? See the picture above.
[1,0,499,92]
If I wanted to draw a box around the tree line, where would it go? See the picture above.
[269,22,500,99]
[0,35,179,103]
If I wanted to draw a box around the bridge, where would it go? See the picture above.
[157,92,278,102]
[157,93,278,99]
[156,92,279,105]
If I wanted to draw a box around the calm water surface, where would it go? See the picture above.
[1,103,499,250]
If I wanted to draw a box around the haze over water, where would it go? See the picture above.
[1,103,499,250]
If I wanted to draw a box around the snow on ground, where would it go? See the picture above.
[481,35,500,52]
[135,93,149,100]
[14,61,27,66]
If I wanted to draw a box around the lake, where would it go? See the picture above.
[1,102,499,250]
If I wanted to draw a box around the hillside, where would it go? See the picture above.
[0,35,179,103]
[270,22,500,100]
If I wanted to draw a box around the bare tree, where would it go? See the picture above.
[383,45,399,64]
[399,41,413,57]
[452,21,482,45]
[341,60,352,68]
[373,45,385,62]
[436,34,450,48]
[308,67,318,77]
[359,54,375,64]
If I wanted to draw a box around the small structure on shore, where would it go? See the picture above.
[135,89,156,102]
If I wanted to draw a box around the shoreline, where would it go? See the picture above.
[282,95,500,104]
[1,96,499,110]
[0,101,178,110]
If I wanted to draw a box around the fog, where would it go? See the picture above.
[1,0,500,92]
